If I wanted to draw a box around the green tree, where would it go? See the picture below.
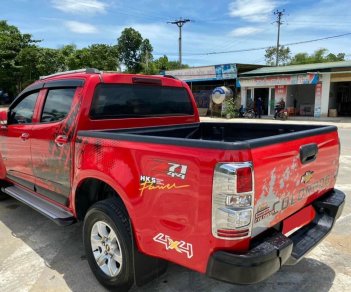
[167,60,189,70]
[289,48,345,65]
[36,47,65,76]
[153,55,189,72]
[140,39,154,74]
[87,44,119,70]
[15,46,41,87]
[289,52,310,65]
[59,44,77,70]
[64,45,119,71]
[0,20,38,95]
[265,45,291,66]
[117,28,153,73]
[154,55,169,71]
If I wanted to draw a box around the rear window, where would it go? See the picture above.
[90,84,194,119]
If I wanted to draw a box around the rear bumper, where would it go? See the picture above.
[206,188,345,284]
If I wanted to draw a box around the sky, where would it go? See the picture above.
[3,0,351,66]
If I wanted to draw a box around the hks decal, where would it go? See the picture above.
[140,175,163,185]
[139,174,190,195]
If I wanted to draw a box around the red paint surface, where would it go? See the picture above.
[282,205,316,236]
[0,71,341,275]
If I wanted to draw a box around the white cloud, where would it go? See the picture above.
[229,0,279,22]
[51,0,107,14]
[284,1,350,33]
[64,21,98,34]
[230,26,263,37]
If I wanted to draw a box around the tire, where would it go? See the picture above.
[248,112,255,119]
[278,112,287,121]
[83,198,134,291]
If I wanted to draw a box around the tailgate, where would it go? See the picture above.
[251,129,339,236]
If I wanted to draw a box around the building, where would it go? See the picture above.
[164,63,263,114]
[238,61,351,117]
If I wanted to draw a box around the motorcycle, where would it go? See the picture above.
[274,106,288,120]
[238,106,255,119]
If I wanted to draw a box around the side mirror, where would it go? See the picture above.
[0,110,8,125]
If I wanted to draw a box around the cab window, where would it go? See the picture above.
[8,91,39,124]
[41,88,76,123]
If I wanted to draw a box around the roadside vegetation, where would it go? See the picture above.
[0,20,188,97]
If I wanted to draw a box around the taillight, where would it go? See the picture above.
[212,162,254,240]
[236,167,252,193]
[217,228,250,238]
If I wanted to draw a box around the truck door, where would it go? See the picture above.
[30,86,82,205]
[0,90,41,189]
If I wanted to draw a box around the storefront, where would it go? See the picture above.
[164,63,262,114]
[238,61,351,118]
[238,73,320,116]
[329,72,351,116]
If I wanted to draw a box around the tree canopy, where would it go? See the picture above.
[289,48,345,65]
[0,21,188,97]
[265,46,291,66]
[265,46,346,66]
[0,20,38,95]
[117,27,154,73]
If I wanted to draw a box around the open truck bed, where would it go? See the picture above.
[79,122,337,149]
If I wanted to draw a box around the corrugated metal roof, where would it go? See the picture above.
[240,61,351,76]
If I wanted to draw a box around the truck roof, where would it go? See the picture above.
[38,68,184,87]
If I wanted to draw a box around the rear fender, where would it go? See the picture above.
[71,170,132,217]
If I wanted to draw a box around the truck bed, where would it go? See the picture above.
[76,120,340,273]
[78,122,337,149]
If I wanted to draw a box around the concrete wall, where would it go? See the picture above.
[321,73,331,117]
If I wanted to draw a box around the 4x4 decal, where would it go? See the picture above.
[153,233,193,259]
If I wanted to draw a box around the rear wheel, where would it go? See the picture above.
[278,112,287,120]
[83,198,134,291]
[248,111,255,119]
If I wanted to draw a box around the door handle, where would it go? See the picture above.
[300,143,318,164]
[20,133,30,141]
[55,135,68,147]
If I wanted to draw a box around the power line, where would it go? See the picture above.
[167,18,192,65]
[180,32,351,56]
[285,32,351,46]
[274,9,285,66]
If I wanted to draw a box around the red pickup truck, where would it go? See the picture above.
[0,69,345,291]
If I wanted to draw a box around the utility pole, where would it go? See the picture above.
[167,18,191,66]
[274,9,285,66]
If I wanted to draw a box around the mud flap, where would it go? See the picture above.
[131,233,168,286]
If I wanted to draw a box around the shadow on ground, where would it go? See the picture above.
[0,197,335,292]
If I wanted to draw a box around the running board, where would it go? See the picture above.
[2,186,76,226]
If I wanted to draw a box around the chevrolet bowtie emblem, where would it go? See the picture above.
[301,171,314,184]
